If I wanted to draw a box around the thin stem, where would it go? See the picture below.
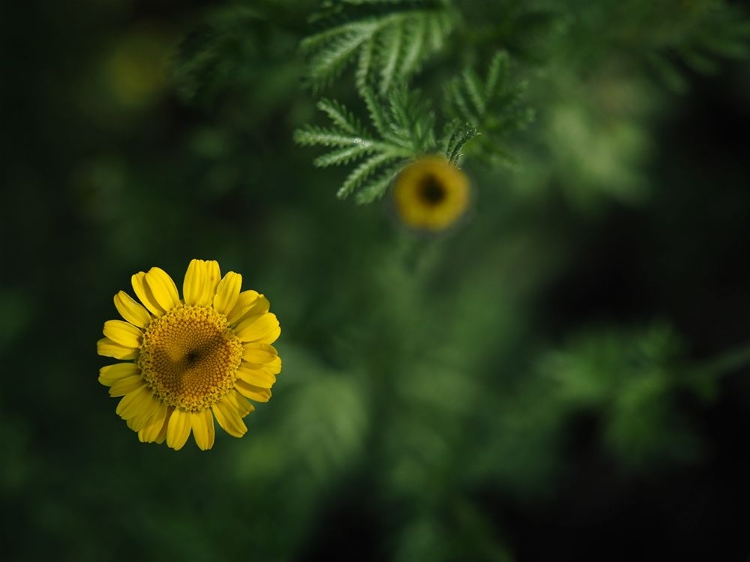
[699,344,750,377]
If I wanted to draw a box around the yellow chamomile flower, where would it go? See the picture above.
[392,155,471,232]
[97,260,281,450]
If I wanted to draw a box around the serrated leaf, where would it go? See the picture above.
[296,83,437,202]
[443,50,531,165]
[378,22,406,94]
[361,83,390,138]
[294,126,373,148]
[337,152,402,199]
[399,16,427,77]
[354,164,404,204]
[306,27,377,89]
[386,86,436,151]
[314,145,375,167]
[484,51,508,100]
[442,121,479,165]
[356,36,375,88]
[317,99,368,136]
[425,10,450,51]
[462,68,486,116]
[446,79,478,124]
[302,3,454,93]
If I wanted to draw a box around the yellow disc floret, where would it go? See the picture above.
[138,304,243,411]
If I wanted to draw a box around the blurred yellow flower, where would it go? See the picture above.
[393,156,471,232]
[106,27,172,109]
[97,260,281,450]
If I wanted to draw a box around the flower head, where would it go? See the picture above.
[97,260,281,450]
[392,156,471,232]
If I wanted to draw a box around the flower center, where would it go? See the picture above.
[418,174,446,206]
[137,304,243,411]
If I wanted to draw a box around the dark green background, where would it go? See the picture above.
[2,1,750,560]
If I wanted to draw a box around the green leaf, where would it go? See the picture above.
[444,50,532,164]
[441,120,479,165]
[316,99,368,137]
[304,22,379,90]
[337,152,403,198]
[361,82,390,138]
[295,83,444,201]
[462,67,486,117]
[353,165,404,203]
[301,1,454,93]
[294,125,372,148]
[313,145,375,167]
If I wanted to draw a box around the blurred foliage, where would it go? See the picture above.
[537,323,704,469]
[294,86,477,202]
[2,0,750,561]
[443,51,534,165]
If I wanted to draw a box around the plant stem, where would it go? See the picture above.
[701,344,750,377]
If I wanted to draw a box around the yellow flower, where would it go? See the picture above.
[392,156,471,232]
[97,260,281,451]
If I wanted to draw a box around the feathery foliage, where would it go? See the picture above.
[301,0,455,93]
[171,7,271,107]
[644,2,750,91]
[537,323,703,469]
[547,0,750,91]
[444,51,534,164]
[295,83,477,203]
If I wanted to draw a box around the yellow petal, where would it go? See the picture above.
[97,337,138,360]
[191,410,215,451]
[226,389,254,417]
[103,320,142,348]
[251,355,282,375]
[235,313,280,343]
[256,325,281,344]
[131,271,165,316]
[109,375,145,397]
[237,363,276,389]
[138,401,168,443]
[145,267,181,312]
[226,290,260,325]
[235,379,272,402]
[231,295,271,327]
[114,291,151,328]
[116,384,151,420]
[125,392,160,432]
[155,407,173,444]
[213,272,242,315]
[212,398,248,438]
[99,363,139,386]
[241,343,278,364]
[242,358,281,377]
[183,259,221,307]
[166,408,192,450]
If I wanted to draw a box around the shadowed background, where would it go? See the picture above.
[2,1,750,560]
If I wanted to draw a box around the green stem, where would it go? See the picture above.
[700,344,750,377]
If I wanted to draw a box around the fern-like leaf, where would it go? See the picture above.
[354,166,406,204]
[337,152,404,199]
[316,99,368,137]
[296,82,470,203]
[314,145,376,167]
[386,85,436,151]
[294,125,371,148]
[301,0,455,93]
[444,50,533,164]
[442,120,479,166]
